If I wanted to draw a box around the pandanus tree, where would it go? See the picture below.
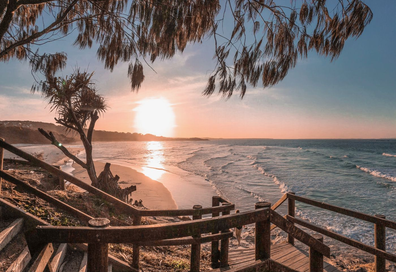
[1,0,372,97]
[36,70,136,201]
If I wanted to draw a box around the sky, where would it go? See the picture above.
[0,1,395,139]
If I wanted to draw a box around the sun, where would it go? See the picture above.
[134,98,176,137]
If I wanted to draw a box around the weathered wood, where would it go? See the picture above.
[88,242,108,272]
[6,245,31,272]
[0,138,4,194]
[52,165,65,190]
[79,252,88,272]
[191,205,202,272]
[88,218,110,272]
[132,215,141,270]
[0,170,94,223]
[138,203,235,217]
[48,243,67,272]
[287,215,396,262]
[0,218,24,251]
[288,192,295,245]
[27,243,54,272]
[375,214,386,272]
[271,193,288,211]
[309,234,323,272]
[287,193,396,230]
[89,218,111,228]
[37,208,269,244]
[211,196,221,268]
[220,206,231,267]
[137,231,233,246]
[0,140,140,216]
[255,202,271,260]
[71,243,136,272]
[271,210,330,257]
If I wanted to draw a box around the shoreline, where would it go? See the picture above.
[72,161,177,210]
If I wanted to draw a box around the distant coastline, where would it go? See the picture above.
[0,120,208,144]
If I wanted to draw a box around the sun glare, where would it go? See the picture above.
[134,98,175,137]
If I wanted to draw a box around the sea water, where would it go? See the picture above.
[87,139,396,254]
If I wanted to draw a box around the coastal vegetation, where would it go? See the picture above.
[1,0,372,97]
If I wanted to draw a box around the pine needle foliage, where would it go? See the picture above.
[1,0,372,97]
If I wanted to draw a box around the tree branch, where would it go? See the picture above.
[0,0,79,59]
[0,0,17,42]
[38,128,87,168]
[87,111,99,144]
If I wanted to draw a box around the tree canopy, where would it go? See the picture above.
[0,0,372,97]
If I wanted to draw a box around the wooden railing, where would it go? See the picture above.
[271,192,396,272]
[36,202,330,272]
[0,139,234,269]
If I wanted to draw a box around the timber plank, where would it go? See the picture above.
[6,245,31,272]
[27,243,54,272]
[72,243,136,271]
[79,252,88,272]
[48,243,67,272]
[274,248,305,264]
[0,218,23,251]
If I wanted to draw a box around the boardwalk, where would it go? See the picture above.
[227,243,340,272]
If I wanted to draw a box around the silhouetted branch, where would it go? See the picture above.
[38,128,87,168]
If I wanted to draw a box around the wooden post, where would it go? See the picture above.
[309,234,324,272]
[87,218,110,272]
[220,205,230,267]
[375,214,386,272]
[0,138,4,194]
[255,202,271,260]
[190,205,202,272]
[211,196,221,268]
[288,192,296,245]
[53,165,65,190]
[132,215,141,270]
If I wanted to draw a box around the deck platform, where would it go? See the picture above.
[226,242,340,272]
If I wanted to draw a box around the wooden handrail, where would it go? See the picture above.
[287,215,396,263]
[138,203,235,217]
[137,231,233,246]
[0,140,234,218]
[0,170,93,223]
[271,194,287,211]
[270,210,330,257]
[0,139,141,216]
[36,208,270,244]
[287,193,396,230]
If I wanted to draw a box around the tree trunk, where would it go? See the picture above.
[96,163,136,202]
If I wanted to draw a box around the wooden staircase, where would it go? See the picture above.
[0,200,134,272]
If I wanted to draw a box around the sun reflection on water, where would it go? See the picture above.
[142,141,165,180]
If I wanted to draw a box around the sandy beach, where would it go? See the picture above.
[73,161,177,210]
[4,144,178,210]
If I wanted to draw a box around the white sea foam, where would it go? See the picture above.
[252,164,289,193]
[383,153,396,158]
[356,165,396,182]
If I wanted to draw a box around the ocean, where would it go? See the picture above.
[86,139,396,254]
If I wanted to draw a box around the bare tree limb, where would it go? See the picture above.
[38,128,87,168]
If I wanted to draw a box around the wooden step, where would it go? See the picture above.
[0,218,23,252]
[48,243,67,272]
[0,233,28,271]
[6,245,31,272]
[58,247,84,272]
[27,243,54,272]
[79,252,87,272]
